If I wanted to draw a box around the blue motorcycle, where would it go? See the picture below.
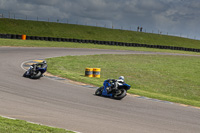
[95,79,131,100]
[23,64,47,79]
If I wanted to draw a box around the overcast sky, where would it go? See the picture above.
[0,0,199,39]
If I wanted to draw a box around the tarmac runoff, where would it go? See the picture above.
[13,61,85,133]
[22,59,200,110]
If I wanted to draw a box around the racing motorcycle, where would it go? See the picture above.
[95,79,131,100]
[23,64,47,79]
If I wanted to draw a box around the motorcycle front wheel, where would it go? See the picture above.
[23,71,28,77]
[95,87,104,96]
[113,89,127,100]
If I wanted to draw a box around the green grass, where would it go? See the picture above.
[1,38,200,56]
[1,18,200,132]
[1,18,200,131]
[0,38,200,107]
[1,18,200,49]
[46,54,200,107]
[0,116,74,133]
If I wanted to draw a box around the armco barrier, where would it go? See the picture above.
[0,33,199,53]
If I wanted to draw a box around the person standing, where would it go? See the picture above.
[140,27,143,32]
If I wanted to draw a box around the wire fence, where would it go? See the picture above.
[0,11,198,40]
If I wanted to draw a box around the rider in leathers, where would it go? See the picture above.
[106,76,125,92]
[27,60,47,75]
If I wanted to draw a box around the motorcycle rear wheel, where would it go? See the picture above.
[30,71,42,79]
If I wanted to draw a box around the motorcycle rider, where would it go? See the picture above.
[27,60,47,75]
[113,76,125,90]
[106,76,125,92]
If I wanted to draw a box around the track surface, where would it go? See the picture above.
[0,47,199,133]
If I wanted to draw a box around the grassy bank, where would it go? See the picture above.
[0,116,74,133]
[46,54,200,107]
[0,18,200,49]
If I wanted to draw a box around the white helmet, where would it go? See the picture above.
[119,76,124,81]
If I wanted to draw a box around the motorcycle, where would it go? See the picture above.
[23,64,47,79]
[95,79,131,100]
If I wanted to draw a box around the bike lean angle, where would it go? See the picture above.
[23,62,47,79]
[95,79,131,100]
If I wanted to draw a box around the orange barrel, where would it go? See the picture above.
[93,68,101,78]
[85,68,93,77]
[22,34,26,40]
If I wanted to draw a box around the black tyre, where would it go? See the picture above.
[95,87,104,96]
[23,71,28,77]
[113,89,126,100]
[30,71,42,79]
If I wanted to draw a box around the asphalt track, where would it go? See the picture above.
[0,47,200,133]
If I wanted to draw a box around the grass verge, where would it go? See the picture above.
[46,54,200,107]
[0,116,75,133]
[0,38,200,56]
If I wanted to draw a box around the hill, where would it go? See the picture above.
[0,18,200,49]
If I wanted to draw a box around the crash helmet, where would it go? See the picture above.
[119,76,124,81]
[43,60,47,64]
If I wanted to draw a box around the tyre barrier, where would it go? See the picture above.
[48,37,53,41]
[85,68,93,77]
[7,34,11,39]
[61,38,64,42]
[85,68,101,78]
[35,36,39,40]
[44,37,48,41]
[40,37,44,41]
[52,38,57,41]
[22,34,26,40]
[0,33,200,53]
[93,68,101,78]
[57,38,61,42]
[25,36,29,40]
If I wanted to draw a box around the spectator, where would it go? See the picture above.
[140,27,143,32]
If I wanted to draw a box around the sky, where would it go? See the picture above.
[0,0,199,39]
